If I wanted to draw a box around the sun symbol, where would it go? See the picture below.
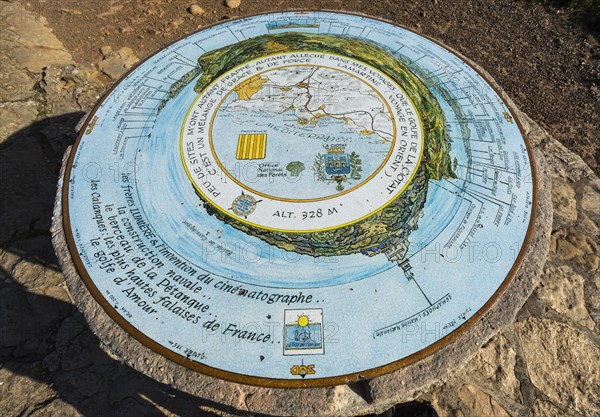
[297,314,310,327]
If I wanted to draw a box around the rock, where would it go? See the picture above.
[0,362,58,417]
[551,182,577,226]
[551,230,582,260]
[0,50,38,103]
[0,283,32,352]
[518,317,600,416]
[112,397,162,417]
[583,255,599,273]
[56,324,101,371]
[577,216,599,237]
[97,4,124,18]
[188,4,205,15]
[0,3,72,73]
[0,101,40,144]
[0,259,71,358]
[100,46,113,57]
[72,371,108,398]
[39,64,104,114]
[430,389,465,417]
[27,398,83,417]
[552,228,599,271]
[0,250,21,282]
[520,112,549,147]
[592,273,600,327]
[59,8,83,17]
[541,133,594,183]
[169,19,184,29]
[531,399,568,417]
[457,384,510,417]
[563,229,600,271]
[581,179,600,217]
[98,47,139,80]
[467,334,522,401]
[536,265,595,330]
[225,0,241,9]
[12,261,64,292]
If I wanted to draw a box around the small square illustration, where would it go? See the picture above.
[283,309,324,356]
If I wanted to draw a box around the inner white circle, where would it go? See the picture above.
[211,65,395,201]
[181,52,424,233]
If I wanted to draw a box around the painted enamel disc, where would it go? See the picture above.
[63,11,536,386]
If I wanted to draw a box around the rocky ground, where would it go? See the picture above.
[0,0,599,416]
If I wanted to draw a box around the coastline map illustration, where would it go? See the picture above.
[63,11,535,386]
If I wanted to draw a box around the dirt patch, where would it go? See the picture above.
[31,0,599,174]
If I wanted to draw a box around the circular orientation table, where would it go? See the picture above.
[53,10,550,416]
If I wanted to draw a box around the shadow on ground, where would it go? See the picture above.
[0,115,437,417]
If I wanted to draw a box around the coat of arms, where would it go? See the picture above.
[312,144,362,191]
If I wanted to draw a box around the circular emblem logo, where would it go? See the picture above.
[230,192,258,218]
